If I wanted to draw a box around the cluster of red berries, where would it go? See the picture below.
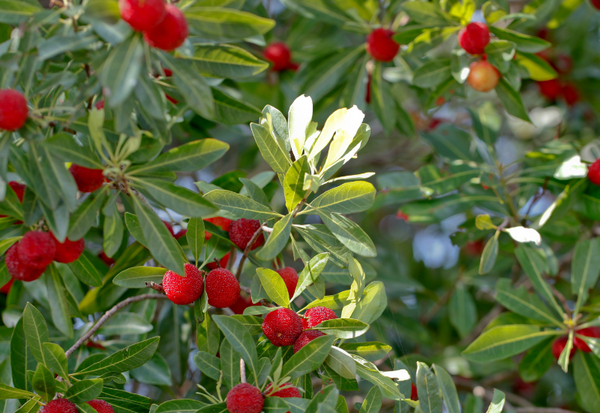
[226,381,301,413]
[119,0,188,51]
[40,398,113,413]
[0,89,28,131]
[6,230,85,282]
[458,23,490,55]
[456,23,501,92]
[263,43,298,72]
[551,327,600,360]
[535,31,579,106]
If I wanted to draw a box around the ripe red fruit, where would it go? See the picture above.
[50,233,84,264]
[87,400,115,413]
[226,383,264,413]
[119,0,166,32]
[0,89,28,131]
[205,268,240,308]
[263,308,303,347]
[6,244,46,282]
[552,336,575,360]
[561,83,579,106]
[143,4,188,51]
[95,100,104,109]
[467,61,500,92]
[40,399,78,413]
[162,263,204,305]
[276,267,298,299]
[538,79,561,100]
[263,43,292,72]
[98,251,115,267]
[18,231,56,269]
[205,217,233,240]
[574,327,600,352]
[8,181,25,202]
[207,252,230,270]
[302,306,337,329]
[588,159,600,185]
[464,240,485,256]
[229,295,256,315]
[0,279,14,294]
[366,28,400,62]
[591,0,600,10]
[265,382,301,398]
[69,164,105,193]
[293,330,325,353]
[229,218,265,250]
[410,383,418,401]
[458,22,490,55]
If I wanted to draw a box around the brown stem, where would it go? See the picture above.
[65,294,168,358]
[420,272,462,324]
[240,359,246,384]
[235,221,266,280]
[226,247,236,271]
[145,281,165,294]
[551,285,572,319]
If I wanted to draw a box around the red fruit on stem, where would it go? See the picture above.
[143,4,188,51]
[410,383,418,401]
[366,28,400,62]
[119,0,166,32]
[8,181,25,202]
[226,383,264,413]
[206,252,230,270]
[467,60,500,92]
[538,79,561,100]
[18,231,56,269]
[293,330,325,353]
[263,308,303,347]
[276,267,298,299]
[588,159,600,185]
[51,233,85,264]
[0,278,14,294]
[40,399,78,413]
[574,327,600,352]
[561,83,580,106]
[205,268,240,308]
[6,244,46,282]
[302,306,337,329]
[591,0,600,10]
[162,263,204,305]
[458,22,490,55]
[0,89,28,131]
[265,382,301,398]
[98,251,115,267]
[263,43,292,72]
[69,164,105,193]
[552,336,575,360]
[229,218,264,250]
[87,400,115,413]
[229,295,254,315]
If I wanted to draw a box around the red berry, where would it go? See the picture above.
[205,268,240,308]
[592,0,600,10]
[276,267,298,299]
[302,306,337,329]
[0,278,14,294]
[561,83,580,106]
[119,0,166,32]
[574,327,600,352]
[263,43,292,72]
[410,383,418,401]
[207,252,230,270]
[98,251,115,267]
[50,233,84,264]
[229,295,256,315]
[464,240,485,256]
[293,330,325,353]
[538,79,561,100]
[588,159,600,185]
[229,219,264,250]
[226,383,264,413]
[87,400,115,413]
[265,382,301,398]
[0,89,28,131]
[143,4,188,51]
[6,244,46,282]
[40,399,78,413]
[467,60,500,92]
[458,23,490,55]
[263,308,303,347]
[162,263,204,305]
[8,181,25,202]
[163,68,173,77]
[366,28,400,62]
[95,100,104,109]
[205,217,233,240]
[18,231,56,269]
[163,221,176,237]
[552,336,575,360]
[69,164,105,193]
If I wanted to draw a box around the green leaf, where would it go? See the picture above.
[194,351,221,381]
[212,88,261,125]
[448,284,477,338]
[31,364,55,402]
[321,213,376,258]
[191,44,268,77]
[133,197,185,276]
[349,281,387,325]
[572,238,600,316]
[256,268,289,308]
[284,156,309,213]
[293,253,329,301]
[413,60,452,88]
[103,212,123,258]
[358,386,382,413]
[573,351,600,412]
[422,124,482,163]
[156,399,206,413]
[42,343,69,380]
[28,143,59,210]
[489,26,551,53]
[99,387,152,413]
[98,34,143,107]
[23,303,49,366]
[433,365,460,413]
[402,1,453,25]
[185,6,275,41]
[468,102,501,147]
[68,190,106,240]
[371,62,396,134]
[196,313,221,356]
[38,33,97,61]
[495,78,531,122]
[256,214,293,261]
[10,317,31,392]
[98,313,153,336]
[462,325,560,363]
[250,122,291,175]
[485,389,506,413]
[131,353,172,386]
[134,75,166,120]
[306,181,375,215]
[518,338,554,382]
[417,362,442,413]
[475,214,496,230]
[68,251,104,288]
[65,379,103,403]
[0,0,41,23]
[124,213,148,248]
[495,278,562,326]
[312,318,369,339]
[326,346,356,380]
[281,334,335,379]
[479,231,499,275]
[135,178,217,218]
[484,40,516,73]
[46,264,74,338]
[339,342,391,362]
[186,218,205,265]
[352,356,404,400]
[204,189,282,220]
[515,52,558,81]
[213,315,258,383]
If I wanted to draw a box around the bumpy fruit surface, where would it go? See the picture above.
[51,233,85,264]
[458,22,490,55]
[226,383,264,413]
[143,4,188,51]
[588,159,600,185]
[263,43,292,72]
[366,28,400,62]
[69,164,105,193]
[574,327,600,352]
[293,330,325,353]
[6,244,46,282]
[467,61,500,92]
[163,263,204,305]
[18,231,56,269]
[87,400,115,413]
[276,267,298,299]
[229,218,265,250]
[265,383,301,398]
[40,399,78,413]
[538,79,561,100]
[552,336,575,360]
[205,268,240,308]
[119,0,166,32]
[263,308,303,347]
[8,181,25,202]
[0,89,28,131]
[303,306,337,329]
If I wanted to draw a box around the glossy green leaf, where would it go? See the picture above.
[358,385,382,413]
[305,181,375,215]
[68,190,106,240]
[191,44,268,78]
[321,213,376,258]
[250,122,291,175]
[485,389,506,413]
[413,60,452,88]
[98,34,143,107]
[293,252,329,300]
[572,238,600,315]
[495,279,562,326]
[256,268,289,308]
[46,265,74,338]
[281,334,336,379]
[136,178,218,218]
[212,315,258,383]
[68,251,104,288]
[186,218,205,265]
[185,6,275,41]
[23,303,49,366]
[417,362,442,413]
[65,379,103,403]
[495,78,531,123]
[489,26,551,53]
[42,343,69,381]
[448,284,477,338]
[256,214,293,261]
[204,189,282,220]
[312,318,369,339]
[31,364,55,402]
[479,231,499,275]
[284,156,309,213]
[156,399,206,413]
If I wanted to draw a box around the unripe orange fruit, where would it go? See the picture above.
[467,61,500,92]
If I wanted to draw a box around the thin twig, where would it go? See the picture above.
[420,272,462,324]
[145,281,165,294]
[240,359,246,384]
[550,285,572,319]
[235,222,266,280]
[65,294,168,358]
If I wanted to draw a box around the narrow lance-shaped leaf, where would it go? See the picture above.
[256,214,293,261]
[256,268,289,308]
[571,238,600,316]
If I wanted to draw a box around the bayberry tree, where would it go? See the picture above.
[0,0,600,412]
